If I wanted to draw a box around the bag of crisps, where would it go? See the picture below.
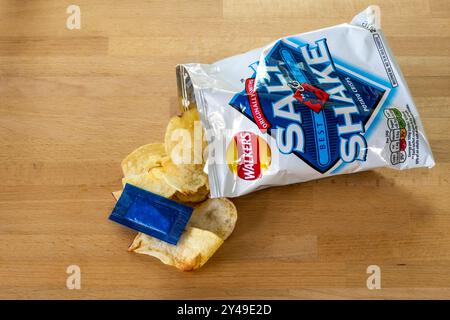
[176,6,435,198]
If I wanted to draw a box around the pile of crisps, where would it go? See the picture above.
[112,108,237,271]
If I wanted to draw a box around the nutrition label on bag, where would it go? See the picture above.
[384,106,420,165]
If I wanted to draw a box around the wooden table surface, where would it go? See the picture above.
[1,0,449,299]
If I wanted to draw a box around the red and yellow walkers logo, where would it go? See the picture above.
[227,131,271,181]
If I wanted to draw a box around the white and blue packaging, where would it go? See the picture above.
[177,6,435,198]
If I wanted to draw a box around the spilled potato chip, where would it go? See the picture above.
[174,185,209,203]
[164,116,183,158]
[121,143,166,177]
[161,158,208,195]
[188,198,237,240]
[122,167,176,198]
[114,107,237,271]
[112,190,122,201]
[129,227,223,271]
[164,108,206,165]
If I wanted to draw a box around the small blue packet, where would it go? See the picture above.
[109,183,193,245]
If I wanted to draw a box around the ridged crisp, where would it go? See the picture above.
[122,167,176,198]
[129,227,223,271]
[121,143,166,177]
[188,198,237,240]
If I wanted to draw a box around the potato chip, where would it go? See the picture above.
[160,158,208,195]
[114,106,237,271]
[164,108,206,165]
[164,116,183,158]
[174,185,209,203]
[121,143,166,177]
[129,227,223,271]
[122,167,176,198]
[188,198,237,240]
[112,190,122,201]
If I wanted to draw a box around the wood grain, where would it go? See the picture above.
[0,0,449,299]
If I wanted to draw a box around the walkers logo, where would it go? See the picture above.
[227,131,271,181]
[229,38,388,173]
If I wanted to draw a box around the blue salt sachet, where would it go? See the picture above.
[109,183,193,245]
